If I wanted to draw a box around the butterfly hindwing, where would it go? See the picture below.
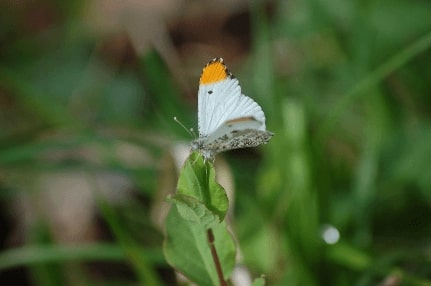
[204,118,273,153]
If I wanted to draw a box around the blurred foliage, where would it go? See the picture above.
[1,0,431,285]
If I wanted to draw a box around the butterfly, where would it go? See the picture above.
[191,58,273,160]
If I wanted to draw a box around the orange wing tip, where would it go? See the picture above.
[199,57,232,85]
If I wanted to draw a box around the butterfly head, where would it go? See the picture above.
[190,137,215,161]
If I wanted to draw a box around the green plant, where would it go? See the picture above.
[164,152,265,285]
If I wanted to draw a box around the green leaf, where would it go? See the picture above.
[252,276,266,286]
[176,152,228,221]
[163,206,236,286]
[167,194,220,229]
[163,152,235,285]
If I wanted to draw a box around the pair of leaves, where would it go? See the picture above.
[163,152,235,285]
[170,151,228,228]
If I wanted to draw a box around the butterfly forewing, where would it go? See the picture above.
[198,60,265,137]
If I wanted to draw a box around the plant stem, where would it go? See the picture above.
[207,229,227,286]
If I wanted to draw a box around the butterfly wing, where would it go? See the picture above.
[198,58,266,137]
[204,117,273,152]
[191,117,273,159]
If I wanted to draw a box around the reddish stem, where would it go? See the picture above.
[207,229,227,286]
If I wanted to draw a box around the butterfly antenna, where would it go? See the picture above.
[173,116,196,138]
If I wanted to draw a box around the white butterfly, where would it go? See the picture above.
[191,58,273,160]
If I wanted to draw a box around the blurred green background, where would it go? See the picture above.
[1,0,431,285]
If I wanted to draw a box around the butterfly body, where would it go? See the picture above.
[191,58,273,160]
